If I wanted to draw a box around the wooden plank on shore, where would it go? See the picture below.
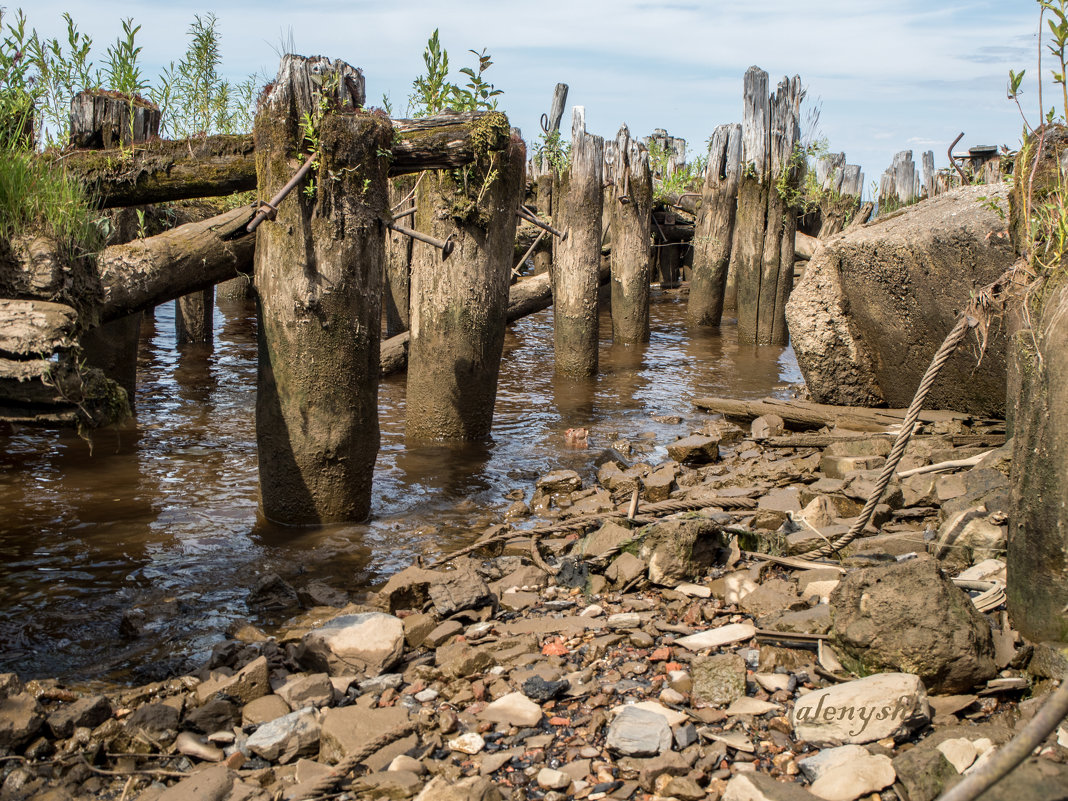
[693,396,972,432]
[763,432,1007,449]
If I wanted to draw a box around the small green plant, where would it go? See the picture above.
[407,30,503,117]
[648,141,706,203]
[25,13,97,147]
[0,8,38,148]
[102,18,148,98]
[534,127,570,173]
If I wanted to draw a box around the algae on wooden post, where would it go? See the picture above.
[405,117,524,441]
[552,107,603,376]
[254,54,389,525]
[607,124,653,344]
[689,123,741,327]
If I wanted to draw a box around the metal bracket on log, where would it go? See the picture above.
[247,151,319,233]
[947,132,969,184]
[386,221,455,259]
[517,205,568,241]
[392,206,417,221]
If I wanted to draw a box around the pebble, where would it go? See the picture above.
[448,732,486,754]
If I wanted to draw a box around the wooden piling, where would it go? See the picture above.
[175,286,214,345]
[254,54,389,525]
[405,116,525,440]
[552,107,603,376]
[689,122,741,326]
[607,125,653,344]
[385,175,416,337]
[878,150,921,212]
[729,67,804,345]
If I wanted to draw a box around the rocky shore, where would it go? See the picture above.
[2,409,1066,801]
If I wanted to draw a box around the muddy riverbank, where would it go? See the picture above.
[0,290,800,683]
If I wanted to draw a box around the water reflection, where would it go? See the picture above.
[0,287,800,682]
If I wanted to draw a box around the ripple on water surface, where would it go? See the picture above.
[0,290,800,681]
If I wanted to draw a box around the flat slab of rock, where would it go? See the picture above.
[809,752,895,801]
[666,435,720,464]
[302,612,404,677]
[676,622,756,651]
[605,706,672,756]
[319,705,413,770]
[197,656,270,705]
[692,652,747,707]
[477,692,543,728]
[723,771,822,800]
[245,706,321,763]
[791,673,930,745]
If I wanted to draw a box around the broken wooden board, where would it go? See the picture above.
[693,396,972,433]
[0,299,78,357]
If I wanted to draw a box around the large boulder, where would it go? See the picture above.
[786,184,1015,417]
[830,557,996,692]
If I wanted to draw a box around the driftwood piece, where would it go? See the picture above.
[693,395,971,432]
[55,112,511,208]
[689,122,741,326]
[0,299,78,357]
[69,90,160,149]
[763,432,1006,449]
[546,83,569,133]
[897,451,994,478]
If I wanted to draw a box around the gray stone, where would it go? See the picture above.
[537,767,572,790]
[605,552,646,587]
[302,613,405,677]
[759,604,833,636]
[319,705,413,770]
[428,559,495,617]
[797,744,872,782]
[183,698,238,734]
[809,752,895,801]
[791,673,930,745]
[412,775,502,801]
[638,518,727,587]
[245,706,320,763]
[196,655,270,704]
[666,435,720,464]
[276,673,334,710]
[0,693,43,749]
[536,469,582,494]
[378,566,439,613]
[242,695,291,727]
[605,706,673,756]
[785,183,1013,417]
[478,692,543,728]
[738,578,804,617]
[46,694,111,740]
[125,702,179,737]
[892,747,961,801]
[156,764,235,801]
[643,465,677,501]
[830,557,996,693]
[723,771,822,801]
[691,652,746,707]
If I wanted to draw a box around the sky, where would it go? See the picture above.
[13,0,1045,197]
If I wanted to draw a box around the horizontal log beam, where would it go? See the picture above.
[692,396,972,432]
[99,204,256,322]
[0,298,78,357]
[55,112,511,208]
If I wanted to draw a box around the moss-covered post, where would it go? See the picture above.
[730,67,803,345]
[552,107,603,376]
[1006,124,1068,644]
[608,124,653,344]
[254,55,390,525]
[405,114,523,440]
[688,122,741,326]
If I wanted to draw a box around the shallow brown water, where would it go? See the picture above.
[0,289,800,683]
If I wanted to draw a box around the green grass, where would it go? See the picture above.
[0,149,102,257]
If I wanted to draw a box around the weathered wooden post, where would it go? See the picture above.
[72,92,162,408]
[877,150,920,212]
[405,113,524,440]
[608,124,653,343]
[1007,125,1068,646]
[552,107,603,376]
[729,67,804,345]
[175,286,213,345]
[689,122,741,326]
[385,175,416,337]
[254,55,390,525]
[814,153,863,238]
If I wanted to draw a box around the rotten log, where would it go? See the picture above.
[98,204,256,322]
[693,395,971,433]
[54,112,512,208]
